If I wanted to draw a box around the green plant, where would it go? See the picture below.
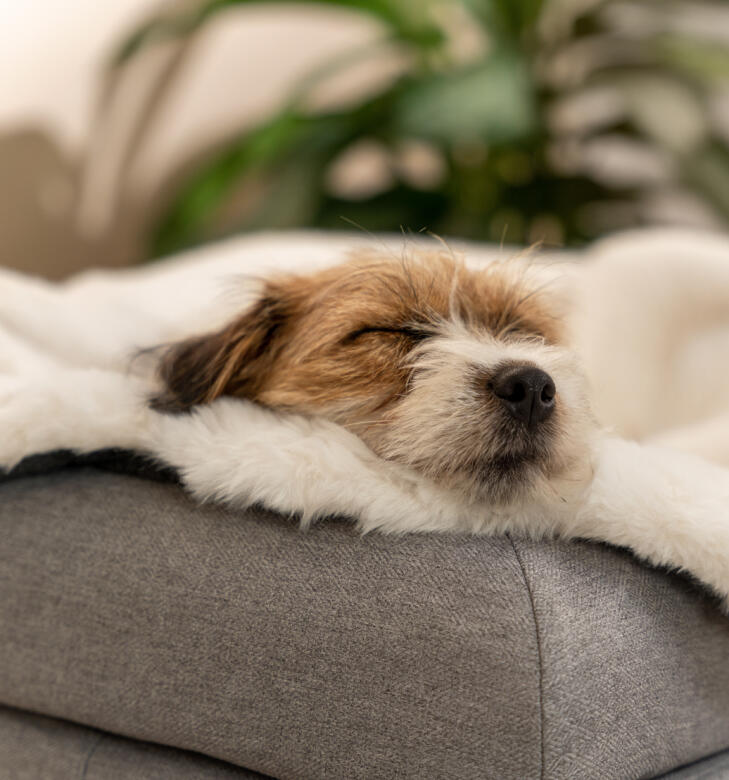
[116,0,729,256]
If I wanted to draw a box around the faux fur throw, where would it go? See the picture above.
[3,229,729,606]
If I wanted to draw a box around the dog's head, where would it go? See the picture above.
[152,250,594,504]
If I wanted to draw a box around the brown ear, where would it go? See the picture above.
[150,294,289,413]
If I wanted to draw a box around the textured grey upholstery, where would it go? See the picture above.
[2,467,729,779]
[657,751,729,779]
[4,707,729,780]
[0,705,267,779]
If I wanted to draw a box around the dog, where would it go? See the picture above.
[150,250,595,509]
[135,245,729,609]
[2,236,729,608]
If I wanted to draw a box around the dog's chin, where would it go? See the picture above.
[431,454,546,506]
[362,419,571,507]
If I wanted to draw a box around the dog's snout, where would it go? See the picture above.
[491,366,555,428]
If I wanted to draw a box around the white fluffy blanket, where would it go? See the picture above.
[4,229,729,605]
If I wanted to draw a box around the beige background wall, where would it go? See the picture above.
[0,1,382,277]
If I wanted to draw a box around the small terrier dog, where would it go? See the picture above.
[2,239,729,606]
[151,251,595,508]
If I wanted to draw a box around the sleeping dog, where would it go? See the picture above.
[2,239,729,607]
[151,251,594,509]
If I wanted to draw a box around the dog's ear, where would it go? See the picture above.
[150,293,290,413]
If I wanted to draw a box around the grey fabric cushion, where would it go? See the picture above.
[4,706,729,780]
[0,704,268,779]
[1,468,729,780]
[657,750,729,779]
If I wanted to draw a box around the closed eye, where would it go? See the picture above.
[498,323,546,342]
[345,325,431,343]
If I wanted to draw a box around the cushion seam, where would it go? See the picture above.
[80,732,105,779]
[507,534,545,780]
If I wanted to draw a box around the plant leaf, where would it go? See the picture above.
[393,51,537,144]
[151,110,355,254]
[682,141,729,220]
[656,34,729,84]
[113,0,445,67]
[461,0,544,38]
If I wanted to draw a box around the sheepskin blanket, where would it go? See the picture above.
[3,229,729,603]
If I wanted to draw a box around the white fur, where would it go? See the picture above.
[4,230,729,607]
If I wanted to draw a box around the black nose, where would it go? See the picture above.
[491,366,556,428]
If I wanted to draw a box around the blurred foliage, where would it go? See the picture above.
[116,0,729,255]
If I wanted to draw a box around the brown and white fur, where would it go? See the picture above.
[151,251,595,510]
[2,231,729,607]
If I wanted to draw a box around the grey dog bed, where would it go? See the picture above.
[2,455,729,779]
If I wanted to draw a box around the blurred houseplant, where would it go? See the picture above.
[115,0,729,256]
